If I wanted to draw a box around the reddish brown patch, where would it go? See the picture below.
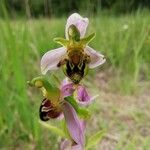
[39,98,62,121]
[71,54,80,65]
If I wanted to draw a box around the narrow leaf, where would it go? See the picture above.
[39,120,69,138]
[86,130,106,150]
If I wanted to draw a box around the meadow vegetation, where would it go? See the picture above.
[0,11,150,149]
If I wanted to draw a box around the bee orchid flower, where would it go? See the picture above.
[41,13,106,83]
[28,77,89,149]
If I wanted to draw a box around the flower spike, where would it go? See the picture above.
[30,13,107,150]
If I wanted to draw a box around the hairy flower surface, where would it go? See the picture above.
[41,13,105,84]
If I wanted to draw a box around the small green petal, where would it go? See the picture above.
[53,37,69,47]
[80,33,96,45]
[28,76,60,100]
[68,25,80,42]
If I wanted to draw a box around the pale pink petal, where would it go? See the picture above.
[65,13,89,39]
[61,83,75,98]
[60,139,82,150]
[41,47,66,74]
[76,85,99,106]
[77,85,90,103]
[56,113,64,120]
[85,46,106,68]
[71,144,82,150]
[78,95,99,106]
[61,78,70,87]
[60,78,75,98]
[60,139,71,150]
[62,101,84,147]
[80,120,86,133]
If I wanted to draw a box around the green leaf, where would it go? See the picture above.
[39,120,69,138]
[85,130,106,150]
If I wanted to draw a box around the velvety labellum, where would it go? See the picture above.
[39,98,62,121]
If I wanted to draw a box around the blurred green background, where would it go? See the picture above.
[0,0,150,149]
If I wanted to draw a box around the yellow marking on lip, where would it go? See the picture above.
[35,80,43,88]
